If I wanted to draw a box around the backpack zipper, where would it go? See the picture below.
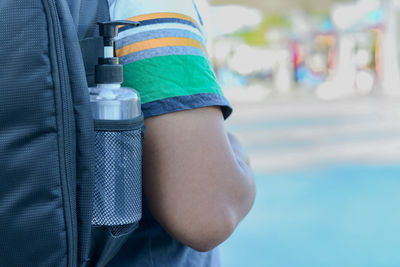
[43,0,77,266]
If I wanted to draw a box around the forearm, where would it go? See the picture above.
[228,137,255,226]
[220,132,255,231]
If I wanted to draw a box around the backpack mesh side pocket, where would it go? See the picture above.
[92,118,144,235]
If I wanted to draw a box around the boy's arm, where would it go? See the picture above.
[142,106,255,252]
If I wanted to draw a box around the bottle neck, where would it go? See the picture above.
[97,83,121,100]
[97,83,121,90]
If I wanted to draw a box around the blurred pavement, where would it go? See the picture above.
[226,95,400,172]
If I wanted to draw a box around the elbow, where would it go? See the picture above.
[157,173,255,252]
[166,206,238,252]
[187,211,237,252]
[182,181,255,252]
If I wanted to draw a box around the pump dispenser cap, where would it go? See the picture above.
[95,20,140,84]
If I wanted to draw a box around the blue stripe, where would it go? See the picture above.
[120,46,207,64]
[119,18,200,33]
[192,0,204,26]
[116,29,205,50]
[141,93,232,120]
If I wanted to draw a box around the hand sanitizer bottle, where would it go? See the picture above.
[89,21,144,235]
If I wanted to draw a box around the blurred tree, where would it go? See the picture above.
[233,15,289,46]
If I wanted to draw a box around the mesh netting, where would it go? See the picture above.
[109,223,139,237]
[92,127,144,228]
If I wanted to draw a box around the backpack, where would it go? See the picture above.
[0,1,144,266]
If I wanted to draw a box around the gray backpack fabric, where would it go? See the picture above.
[0,1,136,266]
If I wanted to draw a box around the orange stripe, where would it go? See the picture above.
[125,12,201,29]
[116,37,206,57]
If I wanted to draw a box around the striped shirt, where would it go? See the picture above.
[107,0,231,119]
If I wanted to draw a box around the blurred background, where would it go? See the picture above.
[204,0,400,266]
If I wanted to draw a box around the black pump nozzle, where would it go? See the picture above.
[98,20,140,52]
[95,20,140,84]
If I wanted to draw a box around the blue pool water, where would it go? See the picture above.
[220,164,400,267]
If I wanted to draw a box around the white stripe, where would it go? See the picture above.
[116,22,203,40]
[108,0,200,25]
